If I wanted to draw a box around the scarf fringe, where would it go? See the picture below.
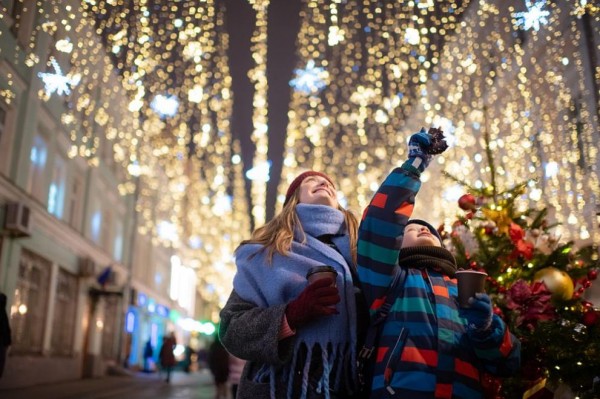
[268,342,355,399]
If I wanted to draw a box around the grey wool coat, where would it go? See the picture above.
[219,290,295,399]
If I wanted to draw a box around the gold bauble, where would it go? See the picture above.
[533,267,574,300]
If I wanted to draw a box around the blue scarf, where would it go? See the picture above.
[233,204,358,399]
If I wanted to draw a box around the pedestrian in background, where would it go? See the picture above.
[143,339,153,372]
[0,292,11,379]
[159,331,177,383]
[228,353,246,399]
[208,334,229,399]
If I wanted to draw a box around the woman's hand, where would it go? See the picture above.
[285,278,340,329]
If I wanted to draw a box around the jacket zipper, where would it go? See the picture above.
[384,328,408,394]
[424,269,438,323]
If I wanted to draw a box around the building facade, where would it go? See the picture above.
[0,0,200,389]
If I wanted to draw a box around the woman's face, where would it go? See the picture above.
[297,175,338,208]
[401,223,441,248]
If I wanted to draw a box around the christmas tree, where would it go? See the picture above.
[441,131,600,398]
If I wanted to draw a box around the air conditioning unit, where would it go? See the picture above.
[3,201,32,238]
[79,257,96,277]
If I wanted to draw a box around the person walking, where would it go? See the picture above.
[357,127,521,398]
[208,334,230,399]
[0,292,12,379]
[219,170,369,399]
[159,331,177,383]
[143,339,153,372]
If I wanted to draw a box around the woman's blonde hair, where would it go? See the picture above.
[238,190,359,264]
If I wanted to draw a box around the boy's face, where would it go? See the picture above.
[297,175,338,208]
[401,223,441,248]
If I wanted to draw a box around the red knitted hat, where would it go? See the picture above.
[284,171,335,205]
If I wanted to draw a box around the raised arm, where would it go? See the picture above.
[357,127,448,310]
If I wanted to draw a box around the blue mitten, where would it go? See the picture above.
[408,128,432,171]
[460,293,493,333]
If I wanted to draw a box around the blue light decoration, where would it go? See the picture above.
[125,310,136,333]
[150,94,179,118]
[156,304,169,318]
[513,1,551,31]
[147,299,156,313]
[37,57,81,96]
[137,292,148,307]
[290,60,328,95]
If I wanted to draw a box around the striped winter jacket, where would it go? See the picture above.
[357,164,520,399]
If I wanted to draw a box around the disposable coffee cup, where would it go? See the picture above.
[455,270,487,307]
[306,265,337,287]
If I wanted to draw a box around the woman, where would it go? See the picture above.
[219,171,368,399]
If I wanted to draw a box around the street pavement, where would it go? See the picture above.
[0,368,218,399]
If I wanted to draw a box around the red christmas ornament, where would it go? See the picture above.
[582,310,600,327]
[588,269,598,281]
[582,300,593,308]
[582,279,591,289]
[458,193,477,211]
[493,306,504,317]
[481,373,504,398]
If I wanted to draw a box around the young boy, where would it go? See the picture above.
[357,128,521,398]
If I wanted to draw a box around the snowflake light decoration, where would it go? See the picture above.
[37,57,80,96]
[513,0,551,31]
[290,60,328,95]
[150,94,179,118]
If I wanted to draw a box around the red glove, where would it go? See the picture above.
[285,278,340,329]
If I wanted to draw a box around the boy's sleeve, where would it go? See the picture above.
[356,162,422,312]
[467,315,522,376]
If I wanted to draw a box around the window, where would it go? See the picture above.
[0,104,6,145]
[10,0,36,48]
[27,133,48,202]
[48,154,67,218]
[0,103,8,173]
[101,208,112,253]
[89,197,102,244]
[67,173,83,229]
[50,268,77,356]
[113,218,124,262]
[10,249,51,354]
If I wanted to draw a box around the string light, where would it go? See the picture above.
[2,0,252,310]
[4,0,598,310]
[281,0,599,246]
[248,0,271,226]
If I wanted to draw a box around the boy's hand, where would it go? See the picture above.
[426,127,449,155]
[406,127,448,172]
[408,128,432,163]
[460,292,493,333]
